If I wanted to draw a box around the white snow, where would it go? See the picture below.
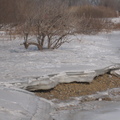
[111,17,120,24]
[0,31,120,82]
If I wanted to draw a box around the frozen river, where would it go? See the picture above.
[0,30,120,120]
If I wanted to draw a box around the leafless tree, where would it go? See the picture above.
[18,0,73,50]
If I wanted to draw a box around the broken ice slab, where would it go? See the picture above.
[25,64,120,91]
[0,87,54,120]
[111,69,120,77]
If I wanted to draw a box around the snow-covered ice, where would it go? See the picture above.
[0,31,120,89]
[0,29,120,120]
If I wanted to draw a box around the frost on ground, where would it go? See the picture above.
[0,30,120,120]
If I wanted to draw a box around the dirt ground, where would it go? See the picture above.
[35,74,120,100]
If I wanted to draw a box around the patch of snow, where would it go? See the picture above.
[111,17,120,24]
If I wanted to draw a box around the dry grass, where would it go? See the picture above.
[69,5,116,18]
[35,74,120,100]
[112,23,120,30]
[68,5,115,35]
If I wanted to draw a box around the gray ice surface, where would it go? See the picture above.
[52,88,120,120]
[52,101,120,120]
[0,87,54,120]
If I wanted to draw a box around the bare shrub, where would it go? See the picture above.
[75,17,112,34]
[1,0,117,48]
[69,5,114,34]
[112,23,120,30]
[17,0,72,50]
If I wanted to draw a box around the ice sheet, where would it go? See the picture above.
[0,29,120,120]
[0,31,120,82]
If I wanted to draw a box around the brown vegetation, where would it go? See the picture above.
[113,23,120,30]
[69,5,116,18]
[17,0,72,50]
[35,74,120,100]
[0,0,119,50]
[69,5,114,34]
